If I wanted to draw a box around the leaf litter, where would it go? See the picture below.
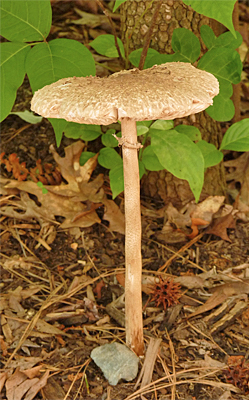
[1,139,249,398]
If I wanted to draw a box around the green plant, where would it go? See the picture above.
[0,0,96,130]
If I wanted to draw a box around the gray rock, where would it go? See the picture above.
[91,342,139,386]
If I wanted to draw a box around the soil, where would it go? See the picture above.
[1,2,249,400]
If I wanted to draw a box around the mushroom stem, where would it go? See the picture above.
[121,118,144,356]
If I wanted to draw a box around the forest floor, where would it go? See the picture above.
[1,1,249,400]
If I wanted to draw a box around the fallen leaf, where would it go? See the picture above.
[35,319,71,337]
[5,368,48,400]
[1,142,127,233]
[116,273,125,287]
[1,142,105,229]
[191,196,225,222]
[5,369,30,400]
[73,8,110,28]
[103,199,125,234]
[23,370,49,400]
[42,376,66,400]
[181,353,226,369]
[3,356,44,371]
[156,197,225,243]
[189,280,249,318]
[224,152,249,206]
[207,211,236,242]
[0,372,9,392]
[22,366,43,380]
[174,275,205,289]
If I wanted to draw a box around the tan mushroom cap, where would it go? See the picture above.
[31,62,219,125]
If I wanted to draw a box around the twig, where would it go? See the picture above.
[157,232,206,272]
[138,0,163,70]
[95,0,124,67]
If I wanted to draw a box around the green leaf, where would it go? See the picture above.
[214,31,242,50]
[174,125,202,141]
[90,35,125,58]
[0,0,52,42]
[200,25,216,49]
[206,78,235,122]
[10,110,43,124]
[137,125,149,136]
[80,152,97,166]
[109,164,124,198]
[150,120,174,131]
[143,28,201,66]
[26,39,96,92]
[200,26,242,52]
[196,140,223,168]
[182,0,237,37]
[220,119,249,151]
[49,118,68,147]
[207,96,234,122]
[98,148,122,169]
[145,53,177,68]
[108,159,145,198]
[101,130,119,147]
[151,130,204,202]
[113,0,128,12]
[171,28,200,63]
[198,47,242,84]
[37,181,48,194]
[64,123,102,141]
[128,48,160,68]
[137,121,152,128]
[0,42,30,122]
[141,145,164,171]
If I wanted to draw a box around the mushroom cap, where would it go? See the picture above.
[31,62,219,125]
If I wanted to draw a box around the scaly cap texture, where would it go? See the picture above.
[31,62,219,125]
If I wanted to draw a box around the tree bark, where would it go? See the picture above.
[120,0,226,207]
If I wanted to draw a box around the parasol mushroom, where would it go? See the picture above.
[31,62,219,356]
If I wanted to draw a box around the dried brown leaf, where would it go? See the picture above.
[6,369,29,400]
[207,212,236,242]
[4,356,44,371]
[191,196,225,222]
[189,280,249,318]
[42,376,66,400]
[103,199,125,234]
[181,354,226,369]
[224,152,249,184]
[22,366,43,380]
[35,319,71,337]
[1,314,13,343]
[225,153,249,206]
[157,197,225,243]
[73,8,109,28]
[5,369,48,400]
[23,370,49,400]
[0,372,9,392]
[174,275,205,289]
[1,142,106,229]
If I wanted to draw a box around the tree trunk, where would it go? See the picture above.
[120,0,226,207]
